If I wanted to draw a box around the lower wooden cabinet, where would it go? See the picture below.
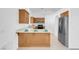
[17,33,50,47]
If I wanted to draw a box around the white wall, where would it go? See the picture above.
[0,8,18,50]
[45,14,56,34]
[69,8,79,48]
[54,15,59,38]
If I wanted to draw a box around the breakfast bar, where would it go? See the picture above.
[16,28,50,47]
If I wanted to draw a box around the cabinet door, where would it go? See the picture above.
[18,33,35,47]
[60,11,69,16]
[30,17,35,23]
[34,33,50,47]
[25,33,34,47]
[18,33,27,47]
[26,33,50,47]
[34,18,45,23]
[19,9,29,24]
[30,17,45,23]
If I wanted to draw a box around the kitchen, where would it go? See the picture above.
[16,8,68,50]
[17,8,52,49]
[0,8,79,50]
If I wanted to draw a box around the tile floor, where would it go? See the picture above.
[18,33,69,50]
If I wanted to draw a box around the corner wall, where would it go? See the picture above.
[45,14,56,34]
[69,8,79,48]
[0,8,18,49]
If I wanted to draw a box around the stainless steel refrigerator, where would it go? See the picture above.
[58,16,68,47]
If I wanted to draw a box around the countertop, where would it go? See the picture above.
[16,28,50,34]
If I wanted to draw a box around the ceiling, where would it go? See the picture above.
[29,8,61,17]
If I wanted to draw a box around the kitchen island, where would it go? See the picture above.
[16,28,50,47]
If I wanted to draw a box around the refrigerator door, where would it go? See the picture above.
[58,16,68,47]
[58,17,65,46]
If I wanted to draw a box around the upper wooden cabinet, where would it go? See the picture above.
[60,11,69,16]
[35,18,45,23]
[30,17,35,23]
[30,17,45,23]
[19,9,29,24]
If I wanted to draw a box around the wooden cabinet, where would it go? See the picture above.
[18,33,27,47]
[32,33,50,47]
[19,9,29,24]
[30,17,45,23]
[18,33,50,47]
[35,18,45,23]
[30,17,35,23]
[60,11,69,16]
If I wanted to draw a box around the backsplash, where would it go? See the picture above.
[31,23,45,29]
[32,23,45,26]
[17,24,29,29]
